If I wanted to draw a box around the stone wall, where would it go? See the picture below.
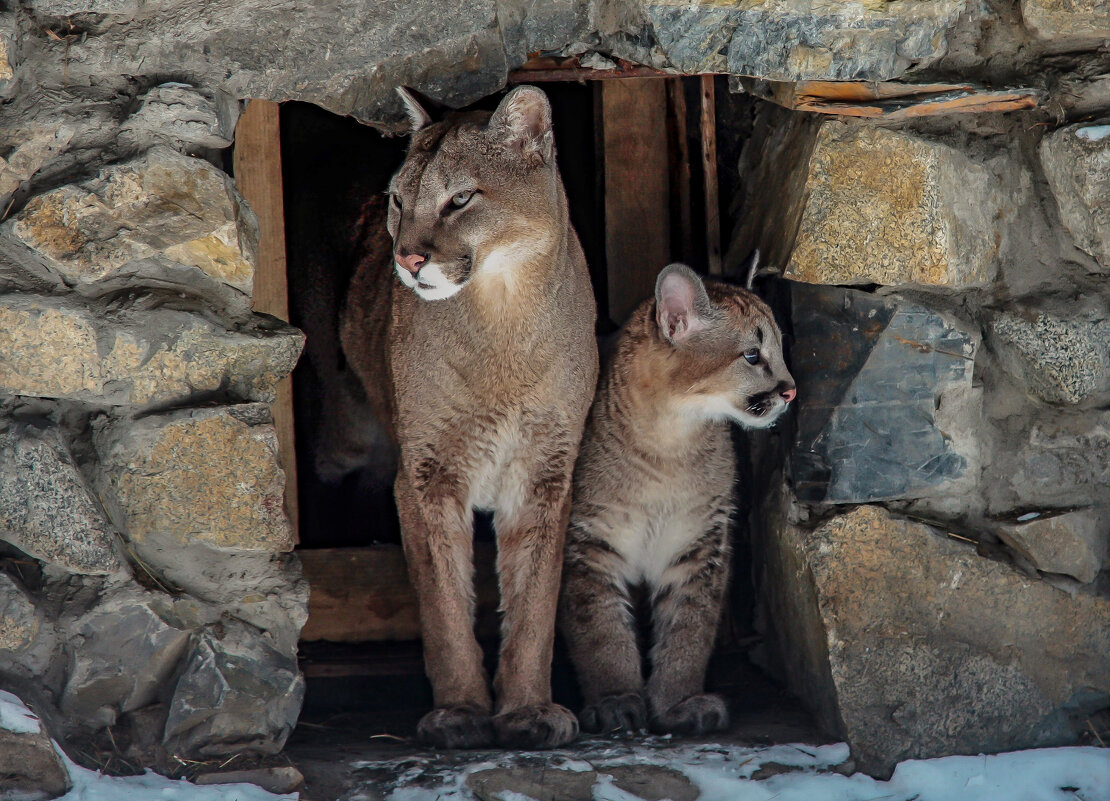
[0,0,1107,782]
[726,8,1110,775]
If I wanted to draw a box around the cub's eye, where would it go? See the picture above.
[450,190,476,209]
[743,348,761,365]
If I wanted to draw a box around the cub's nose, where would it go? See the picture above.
[397,251,427,275]
[780,385,797,403]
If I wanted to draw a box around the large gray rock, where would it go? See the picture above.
[635,0,970,80]
[1020,0,1110,52]
[94,405,295,554]
[0,294,303,409]
[988,307,1110,405]
[995,507,1109,584]
[60,586,191,727]
[761,503,1110,777]
[121,84,238,151]
[0,691,71,800]
[790,283,980,504]
[4,146,257,299]
[1001,412,1110,511]
[129,532,308,654]
[1041,122,1110,270]
[164,621,304,758]
[0,426,122,575]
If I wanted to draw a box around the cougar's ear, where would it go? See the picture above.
[488,85,554,165]
[396,86,434,133]
[655,263,715,345]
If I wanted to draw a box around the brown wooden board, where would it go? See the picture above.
[700,75,721,275]
[234,99,300,538]
[763,80,1041,119]
[299,544,500,643]
[601,78,671,324]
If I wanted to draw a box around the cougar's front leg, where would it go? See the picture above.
[395,467,494,748]
[491,450,579,748]
[559,527,646,734]
[646,520,731,736]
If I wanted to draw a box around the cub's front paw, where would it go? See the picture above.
[417,705,495,749]
[580,692,647,734]
[494,703,579,749]
[650,693,729,736]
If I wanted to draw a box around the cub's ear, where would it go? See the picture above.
[655,263,715,345]
[396,86,434,133]
[489,85,554,165]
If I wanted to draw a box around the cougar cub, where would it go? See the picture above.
[343,86,598,749]
[559,263,795,736]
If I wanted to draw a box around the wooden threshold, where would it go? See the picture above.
[298,543,500,643]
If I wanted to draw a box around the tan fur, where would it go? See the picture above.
[344,86,598,749]
[560,264,794,735]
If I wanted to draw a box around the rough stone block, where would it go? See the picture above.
[763,503,1110,777]
[0,294,303,408]
[3,146,256,296]
[0,573,41,652]
[123,84,234,150]
[995,507,1109,584]
[1020,0,1110,52]
[0,691,71,800]
[785,124,1009,288]
[628,0,968,80]
[164,621,304,758]
[94,405,294,553]
[61,587,191,727]
[988,308,1110,405]
[790,283,980,504]
[0,426,122,575]
[1004,413,1110,510]
[1041,122,1110,270]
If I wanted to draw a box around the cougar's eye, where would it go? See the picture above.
[450,189,475,209]
[743,348,761,365]
[389,193,402,211]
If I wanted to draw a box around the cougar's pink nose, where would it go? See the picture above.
[781,386,797,403]
[397,252,426,275]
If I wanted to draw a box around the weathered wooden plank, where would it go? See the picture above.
[601,78,672,323]
[299,544,499,643]
[233,99,300,539]
[700,75,722,275]
[761,79,1042,119]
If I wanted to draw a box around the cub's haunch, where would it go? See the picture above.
[559,263,795,736]
[345,85,598,749]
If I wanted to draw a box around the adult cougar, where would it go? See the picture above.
[559,263,795,736]
[344,86,598,748]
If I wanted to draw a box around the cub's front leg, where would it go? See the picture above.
[395,464,494,748]
[492,441,581,748]
[646,521,732,735]
[559,527,647,734]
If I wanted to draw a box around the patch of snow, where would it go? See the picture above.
[55,749,299,801]
[366,739,1110,801]
[0,690,42,734]
[1076,125,1110,142]
[1017,511,1041,522]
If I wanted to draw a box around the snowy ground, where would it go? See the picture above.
[4,691,1108,801]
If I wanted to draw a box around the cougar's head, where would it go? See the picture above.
[653,263,796,430]
[387,85,560,301]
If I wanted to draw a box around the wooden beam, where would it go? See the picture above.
[509,55,674,83]
[233,99,300,540]
[666,78,694,266]
[601,78,672,324]
[299,544,499,642]
[700,75,722,275]
[759,80,1042,119]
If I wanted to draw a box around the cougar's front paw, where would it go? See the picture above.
[580,692,647,734]
[417,705,495,749]
[650,693,729,736]
[494,703,579,749]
